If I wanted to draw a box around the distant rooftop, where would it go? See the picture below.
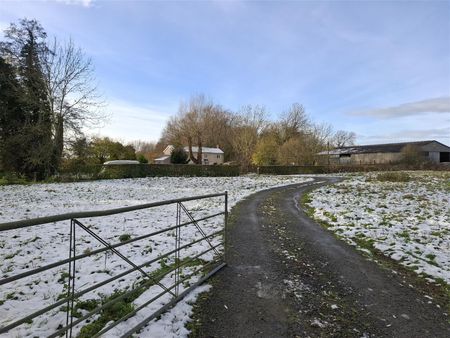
[184,146,224,154]
[318,140,449,155]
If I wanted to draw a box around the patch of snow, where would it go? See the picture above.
[308,171,450,283]
[0,175,313,337]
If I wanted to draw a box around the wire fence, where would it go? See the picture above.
[0,192,228,337]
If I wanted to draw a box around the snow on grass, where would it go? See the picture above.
[307,171,450,283]
[0,174,312,337]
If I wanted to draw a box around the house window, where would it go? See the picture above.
[217,154,220,159]
[204,154,208,158]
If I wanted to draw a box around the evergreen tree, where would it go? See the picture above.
[0,57,27,172]
[0,19,54,178]
[170,147,188,164]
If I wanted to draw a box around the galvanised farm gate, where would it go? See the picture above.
[0,192,228,337]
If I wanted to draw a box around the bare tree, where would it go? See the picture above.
[332,130,356,148]
[401,144,425,165]
[278,103,310,143]
[42,38,104,166]
[230,105,268,169]
[130,140,156,154]
[160,94,231,164]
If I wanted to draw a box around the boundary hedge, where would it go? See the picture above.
[91,164,239,180]
[254,163,450,175]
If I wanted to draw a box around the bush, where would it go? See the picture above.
[401,144,426,165]
[0,172,29,185]
[170,147,188,164]
[137,154,148,164]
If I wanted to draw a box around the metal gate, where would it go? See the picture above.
[0,192,228,337]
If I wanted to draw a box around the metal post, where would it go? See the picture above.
[224,191,228,264]
[174,203,181,297]
[66,219,76,338]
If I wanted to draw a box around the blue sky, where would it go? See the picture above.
[1,0,449,145]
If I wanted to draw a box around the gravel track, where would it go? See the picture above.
[189,178,449,338]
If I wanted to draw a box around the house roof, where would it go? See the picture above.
[317,140,449,155]
[184,146,224,154]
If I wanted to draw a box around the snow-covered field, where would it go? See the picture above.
[307,171,450,283]
[0,175,312,337]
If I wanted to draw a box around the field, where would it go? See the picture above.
[306,171,450,284]
[0,175,312,337]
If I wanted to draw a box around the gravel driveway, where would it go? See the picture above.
[189,178,449,338]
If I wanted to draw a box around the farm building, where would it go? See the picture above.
[317,140,450,165]
[154,145,224,165]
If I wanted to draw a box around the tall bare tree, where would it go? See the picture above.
[161,94,231,164]
[229,105,268,169]
[42,38,104,167]
[278,103,310,143]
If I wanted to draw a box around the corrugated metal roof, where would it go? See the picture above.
[317,140,449,155]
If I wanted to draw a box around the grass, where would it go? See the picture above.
[118,234,132,242]
[0,174,29,186]
[372,172,411,182]
[76,257,206,337]
[4,250,21,259]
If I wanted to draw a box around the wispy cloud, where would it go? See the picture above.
[55,0,93,8]
[350,97,450,118]
[358,127,450,144]
[88,99,173,143]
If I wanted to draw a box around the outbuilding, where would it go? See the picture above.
[317,140,450,165]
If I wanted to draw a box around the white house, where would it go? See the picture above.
[155,145,224,165]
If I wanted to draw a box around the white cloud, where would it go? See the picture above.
[350,97,450,118]
[357,127,450,144]
[88,99,173,143]
[55,0,93,8]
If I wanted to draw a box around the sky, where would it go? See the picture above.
[1,0,449,145]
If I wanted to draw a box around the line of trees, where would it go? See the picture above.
[0,19,103,179]
[159,95,356,168]
[0,19,356,178]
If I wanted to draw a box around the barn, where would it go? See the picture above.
[317,140,450,165]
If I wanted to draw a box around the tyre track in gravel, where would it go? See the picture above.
[189,177,449,338]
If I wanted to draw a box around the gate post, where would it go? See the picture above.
[224,191,228,264]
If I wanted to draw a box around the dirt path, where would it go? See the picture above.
[189,178,449,338]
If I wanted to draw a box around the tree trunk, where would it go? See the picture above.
[197,134,202,165]
[188,136,199,164]
[53,114,64,171]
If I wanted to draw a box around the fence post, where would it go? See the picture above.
[224,191,228,264]
[66,219,76,338]
[174,203,181,297]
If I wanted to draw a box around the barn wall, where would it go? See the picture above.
[350,152,402,164]
[428,152,440,163]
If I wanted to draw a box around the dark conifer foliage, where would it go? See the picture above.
[0,19,102,179]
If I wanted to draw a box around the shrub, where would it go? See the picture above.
[118,234,131,242]
[137,154,148,164]
[401,144,426,165]
[170,147,188,164]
